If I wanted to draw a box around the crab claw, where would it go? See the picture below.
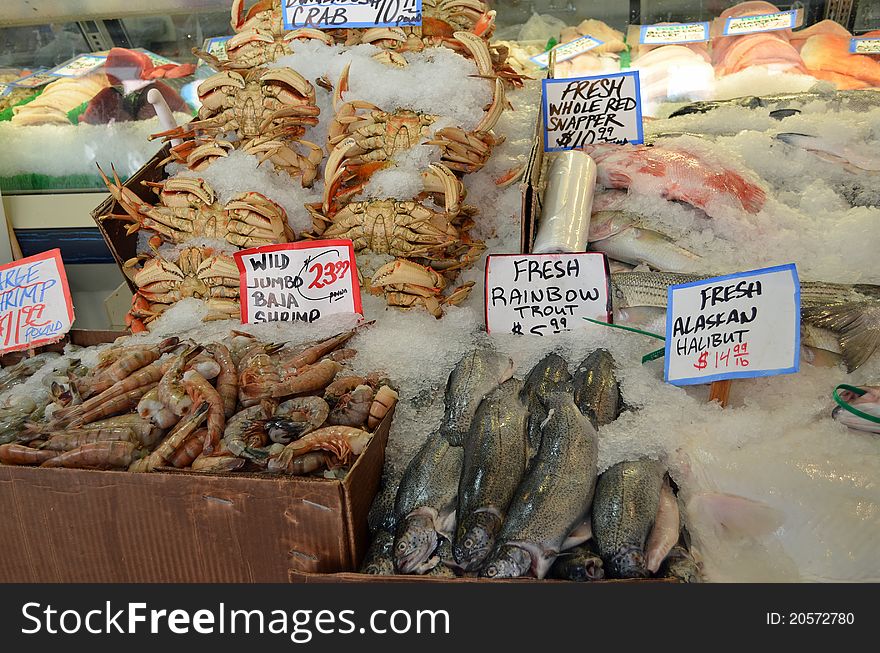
[333,63,352,113]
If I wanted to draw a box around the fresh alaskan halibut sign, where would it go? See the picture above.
[664,264,800,385]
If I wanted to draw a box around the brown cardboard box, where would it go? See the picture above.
[91,145,172,294]
[0,329,392,582]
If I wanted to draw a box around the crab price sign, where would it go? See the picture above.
[484,253,611,336]
[282,0,422,30]
[0,249,74,354]
[542,71,644,152]
[664,264,800,386]
[235,240,362,325]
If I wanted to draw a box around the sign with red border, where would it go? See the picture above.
[234,240,362,325]
[0,249,74,354]
[484,252,611,336]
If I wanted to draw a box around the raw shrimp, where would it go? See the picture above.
[0,443,59,465]
[328,385,374,428]
[130,402,209,472]
[271,359,341,398]
[279,329,360,369]
[367,385,399,430]
[183,370,225,454]
[168,427,207,468]
[185,351,221,380]
[39,427,141,451]
[223,405,270,458]
[328,348,357,362]
[268,450,331,475]
[206,343,237,417]
[41,441,144,469]
[67,382,159,427]
[273,396,329,437]
[190,454,245,473]
[158,345,201,416]
[270,425,372,470]
[81,337,178,398]
[324,376,367,406]
[238,342,282,406]
[137,387,179,429]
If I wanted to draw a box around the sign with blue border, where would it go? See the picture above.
[722,9,797,36]
[639,22,710,44]
[664,264,800,386]
[529,35,604,69]
[542,70,643,152]
[282,0,422,30]
[850,37,880,55]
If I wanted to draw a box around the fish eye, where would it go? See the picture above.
[464,538,473,548]
[486,566,497,577]
[396,542,406,552]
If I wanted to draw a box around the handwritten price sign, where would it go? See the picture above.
[235,240,362,325]
[722,9,798,36]
[484,253,611,336]
[282,0,422,29]
[664,264,800,386]
[542,71,644,152]
[850,37,880,55]
[0,249,74,354]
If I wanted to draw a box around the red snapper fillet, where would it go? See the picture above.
[582,145,767,216]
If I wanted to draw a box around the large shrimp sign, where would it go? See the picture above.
[0,249,74,354]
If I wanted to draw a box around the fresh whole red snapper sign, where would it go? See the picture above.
[234,240,362,324]
[0,249,74,354]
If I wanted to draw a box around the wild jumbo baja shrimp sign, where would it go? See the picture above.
[0,249,74,354]
[484,253,611,336]
[234,240,362,325]
[542,71,644,152]
[664,264,800,386]
[282,0,422,30]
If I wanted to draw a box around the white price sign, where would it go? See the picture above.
[282,0,422,30]
[639,22,710,44]
[542,71,644,152]
[664,264,800,386]
[235,240,362,325]
[485,253,611,336]
[530,35,604,69]
[0,249,74,354]
[850,37,880,55]
[723,9,798,35]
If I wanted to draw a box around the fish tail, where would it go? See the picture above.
[802,302,880,372]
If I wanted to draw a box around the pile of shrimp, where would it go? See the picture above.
[0,329,398,476]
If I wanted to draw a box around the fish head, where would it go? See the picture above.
[560,553,605,582]
[363,557,396,575]
[607,544,650,579]
[832,387,880,434]
[479,545,532,579]
[453,510,501,571]
[394,514,439,574]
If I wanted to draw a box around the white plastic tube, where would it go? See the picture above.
[147,88,182,147]
[532,150,598,254]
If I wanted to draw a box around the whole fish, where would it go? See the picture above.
[659,545,702,582]
[393,431,464,574]
[440,349,513,446]
[455,379,529,571]
[669,89,880,117]
[572,349,622,429]
[480,392,599,579]
[645,479,681,573]
[583,143,766,217]
[611,271,880,371]
[549,542,605,582]
[592,459,665,578]
[361,530,396,575]
[832,385,880,434]
[426,538,457,577]
[775,133,880,172]
[588,211,704,273]
[520,353,573,460]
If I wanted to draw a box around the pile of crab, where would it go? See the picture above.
[99,165,296,331]
[0,329,398,476]
[300,14,517,317]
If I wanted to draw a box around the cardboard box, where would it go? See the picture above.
[0,328,392,582]
[91,144,171,294]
